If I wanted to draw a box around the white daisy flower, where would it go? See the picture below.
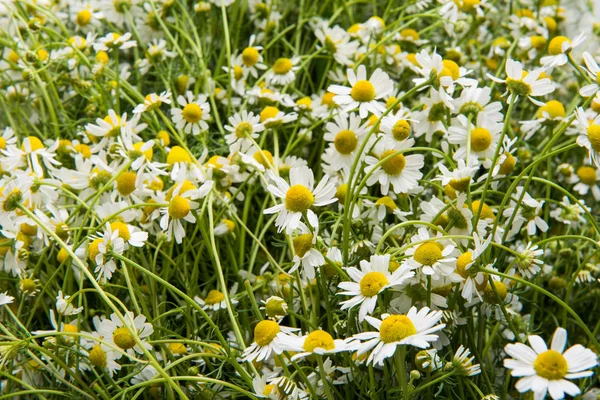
[96,311,153,358]
[194,284,238,311]
[575,108,600,167]
[241,320,302,362]
[265,56,300,85]
[579,52,600,97]
[455,233,492,302]
[338,254,414,321]
[487,59,555,105]
[349,306,445,366]
[290,233,324,280]
[328,65,394,118]
[573,165,600,200]
[404,227,457,280]
[448,114,502,168]
[133,91,172,114]
[171,91,211,136]
[364,139,424,195]
[540,33,586,69]
[55,291,83,316]
[224,110,264,153]
[281,329,351,361]
[503,327,598,400]
[264,166,337,234]
[322,112,369,172]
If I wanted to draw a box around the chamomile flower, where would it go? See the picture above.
[488,59,555,105]
[264,166,337,233]
[133,91,172,114]
[96,311,153,357]
[455,233,492,302]
[503,327,598,400]
[338,254,414,321]
[224,111,264,153]
[171,91,211,136]
[55,291,83,316]
[448,114,502,168]
[404,228,457,280]
[0,292,14,306]
[281,329,351,361]
[290,233,324,280]
[579,52,600,97]
[322,113,369,172]
[575,108,600,167]
[242,320,301,362]
[87,223,125,283]
[194,284,238,311]
[240,35,266,78]
[94,32,137,52]
[364,139,424,195]
[265,57,300,85]
[328,65,394,118]
[349,307,445,366]
[540,33,586,69]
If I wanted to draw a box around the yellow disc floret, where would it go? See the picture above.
[334,130,358,154]
[380,150,406,175]
[470,127,492,152]
[204,290,225,305]
[254,320,280,346]
[272,58,293,74]
[113,327,136,350]
[168,195,191,219]
[379,315,417,343]
[548,36,570,55]
[285,185,314,212]
[359,271,389,297]
[414,242,443,266]
[182,103,203,123]
[303,330,335,352]
[533,350,568,380]
[351,80,376,102]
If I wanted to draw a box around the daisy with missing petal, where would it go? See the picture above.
[487,59,554,105]
[364,139,424,195]
[540,33,586,69]
[280,329,351,361]
[171,91,211,136]
[328,65,394,118]
[242,320,302,362]
[338,254,414,321]
[579,52,600,97]
[264,166,337,234]
[349,307,445,366]
[322,112,369,172]
[575,108,600,167]
[224,110,264,153]
[503,327,598,400]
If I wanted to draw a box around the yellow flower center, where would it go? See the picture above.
[132,142,153,160]
[233,65,244,80]
[285,185,314,212]
[351,80,376,102]
[204,289,225,305]
[182,103,203,123]
[23,136,44,152]
[392,120,411,141]
[414,242,443,266]
[461,0,480,11]
[253,150,274,168]
[530,35,547,49]
[303,330,335,352]
[110,221,130,241]
[260,106,280,124]
[449,177,470,192]
[379,315,417,343]
[102,115,122,137]
[168,343,187,354]
[533,350,568,380]
[168,196,191,219]
[322,92,336,108]
[76,9,92,26]
[113,326,136,349]
[272,58,293,74]
[334,130,358,154]
[293,233,314,258]
[586,124,600,152]
[235,122,253,138]
[499,153,516,175]
[157,130,170,146]
[116,171,137,196]
[89,345,107,367]
[296,97,312,109]
[577,166,597,185]
[20,278,37,293]
[548,36,571,55]
[167,146,192,165]
[400,28,419,40]
[335,183,347,203]
[96,51,109,64]
[242,46,259,66]
[57,247,70,264]
[254,320,280,346]
[380,150,406,175]
[470,127,492,152]
[375,196,397,213]
[456,251,473,279]
[471,200,495,220]
[442,60,460,80]
[537,100,565,119]
[88,239,103,264]
[483,281,508,304]
[359,271,389,297]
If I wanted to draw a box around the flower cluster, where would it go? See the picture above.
[0,0,599,399]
